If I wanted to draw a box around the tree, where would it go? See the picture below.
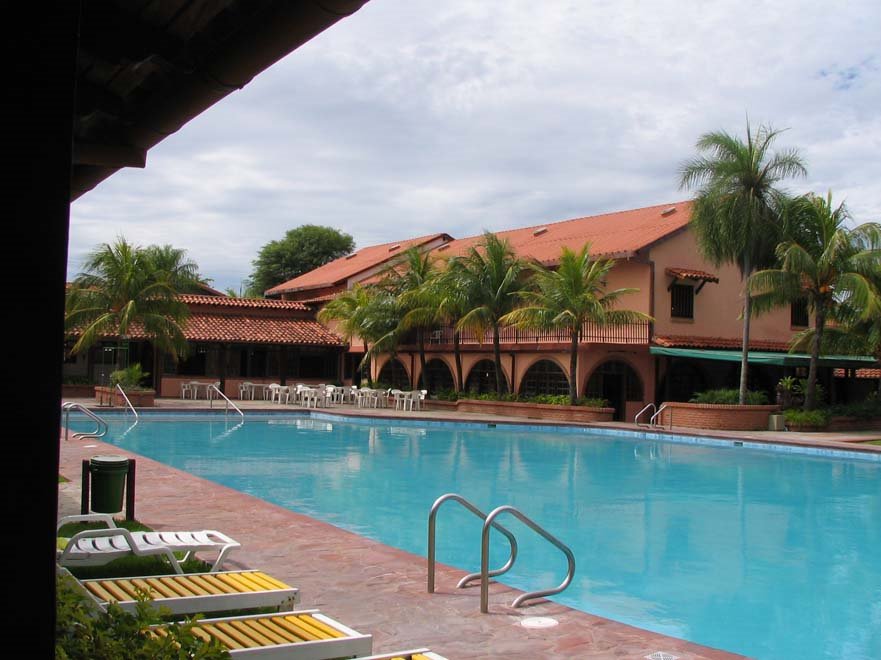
[65,238,191,364]
[316,284,401,386]
[382,247,440,390]
[141,244,208,293]
[432,264,470,392]
[451,232,525,394]
[501,243,652,404]
[749,192,881,409]
[249,225,355,296]
[679,121,807,404]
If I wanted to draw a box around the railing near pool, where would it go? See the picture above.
[61,402,108,442]
[427,492,575,613]
[208,384,245,422]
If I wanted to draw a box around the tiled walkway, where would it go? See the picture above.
[59,397,877,659]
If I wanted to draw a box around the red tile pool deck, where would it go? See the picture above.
[60,398,879,659]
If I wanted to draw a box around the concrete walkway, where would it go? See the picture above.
[59,397,879,659]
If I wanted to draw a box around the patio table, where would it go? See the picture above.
[189,381,218,400]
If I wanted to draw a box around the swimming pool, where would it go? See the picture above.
[72,411,881,660]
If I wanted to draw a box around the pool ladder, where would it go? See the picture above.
[427,493,575,613]
[61,402,108,442]
[634,402,670,428]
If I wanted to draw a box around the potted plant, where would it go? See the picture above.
[95,364,156,407]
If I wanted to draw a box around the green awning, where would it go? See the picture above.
[649,346,878,369]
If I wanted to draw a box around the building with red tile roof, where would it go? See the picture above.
[63,293,345,399]
[287,200,876,418]
[266,233,454,300]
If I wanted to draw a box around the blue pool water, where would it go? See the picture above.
[72,412,881,660]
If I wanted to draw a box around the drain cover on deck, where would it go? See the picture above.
[645,653,679,660]
[520,617,559,629]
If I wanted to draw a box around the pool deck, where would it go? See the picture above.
[58,398,879,659]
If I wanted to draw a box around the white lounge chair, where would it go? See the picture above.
[57,514,240,574]
[63,565,299,616]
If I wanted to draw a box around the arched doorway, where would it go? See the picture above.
[519,359,569,397]
[378,357,410,389]
[585,361,643,421]
[464,359,508,394]
[423,358,454,395]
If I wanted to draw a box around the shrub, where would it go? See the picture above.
[63,375,93,385]
[109,364,150,390]
[55,573,230,659]
[690,389,769,405]
[826,398,881,420]
[434,388,459,401]
[784,408,830,428]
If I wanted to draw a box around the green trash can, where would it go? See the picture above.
[90,455,129,513]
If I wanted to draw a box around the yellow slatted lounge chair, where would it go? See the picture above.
[150,609,373,659]
[57,514,240,574]
[357,649,448,660]
[76,568,300,616]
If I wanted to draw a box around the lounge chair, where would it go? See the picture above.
[57,514,240,574]
[152,608,373,658]
[358,650,448,660]
[73,567,300,616]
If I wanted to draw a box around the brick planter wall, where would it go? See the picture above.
[454,399,615,423]
[61,384,94,398]
[658,402,778,431]
[94,386,155,407]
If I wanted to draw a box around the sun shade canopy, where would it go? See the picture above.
[649,346,878,368]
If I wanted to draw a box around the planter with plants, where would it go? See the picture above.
[431,391,615,422]
[783,408,830,432]
[95,364,155,407]
[657,389,778,431]
[62,376,95,398]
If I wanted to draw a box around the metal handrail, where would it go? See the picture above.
[481,505,576,612]
[208,384,244,422]
[634,402,656,426]
[61,402,108,441]
[115,384,139,420]
[427,493,518,594]
[649,402,669,427]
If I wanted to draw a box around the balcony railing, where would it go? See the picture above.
[424,321,650,346]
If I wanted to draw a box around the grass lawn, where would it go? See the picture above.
[865,439,881,445]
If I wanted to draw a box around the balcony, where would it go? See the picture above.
[423,321,650,346]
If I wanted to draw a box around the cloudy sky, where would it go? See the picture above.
[69,0,881,293]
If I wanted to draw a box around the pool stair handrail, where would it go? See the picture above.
[634,402,656,427]
[207,384,244,422]
[115,384,139,421]
[61,402,108,442]
[480,505,576,612]
[427,493,518,594]
[649,402,670,428]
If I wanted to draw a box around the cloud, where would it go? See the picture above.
[69,0,881,292]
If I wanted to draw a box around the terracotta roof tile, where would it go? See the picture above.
[653,335,791,351]
[265,233,453,295]
[178,294,309,310]
[438,201,692,264]
[666,267,719,283]
[118,314,342,346]
[181,314,342,345]
[833,367,881,379]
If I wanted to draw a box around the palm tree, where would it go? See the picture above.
[679,121,807,404]
[501,243,652,404]
[451,232,525,394]
[141,244,208,293]
[432,264,470,392]
[317,284,401,386]
[749,192,881,408]
[380,247,439,390]
[65,238,191,366]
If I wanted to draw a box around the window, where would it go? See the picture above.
[791,299,809,327]
[670,284,694,319]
